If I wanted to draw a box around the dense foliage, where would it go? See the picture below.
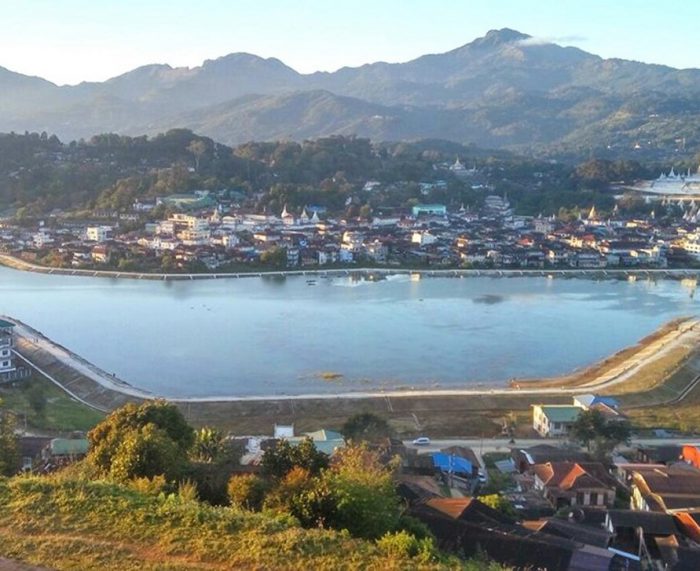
[570,409,631,459]
[0,130,683,221]
[87,400,195,480]
[0,475,459,570]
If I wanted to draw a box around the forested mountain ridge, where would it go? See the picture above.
[2,29,700,158]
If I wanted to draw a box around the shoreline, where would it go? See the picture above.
[4,314,699,404]
[2,252,700,282]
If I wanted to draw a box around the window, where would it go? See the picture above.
[1,361,9,367]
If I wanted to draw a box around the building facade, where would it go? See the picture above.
[0,319,16,376]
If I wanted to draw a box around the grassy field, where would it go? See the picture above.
[0,375,104,433]
[0,475,473,571]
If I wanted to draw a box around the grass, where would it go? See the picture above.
[515,318,691,390]
[0,375,104,433]
[602,346,697,397]
[0,475,459,571]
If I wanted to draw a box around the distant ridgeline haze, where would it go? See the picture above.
[3,28,700,157]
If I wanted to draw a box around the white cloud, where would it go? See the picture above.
[517,35,588,47]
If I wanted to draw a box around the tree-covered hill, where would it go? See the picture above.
[3,29,700,159]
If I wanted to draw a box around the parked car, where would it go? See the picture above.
[412,437,431,446]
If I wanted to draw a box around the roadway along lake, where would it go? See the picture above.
[1,266,698,397]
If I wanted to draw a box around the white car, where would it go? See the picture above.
[412,437,431,446]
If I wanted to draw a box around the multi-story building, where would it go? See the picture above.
[0,319,16,376]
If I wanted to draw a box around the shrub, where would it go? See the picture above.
[227,473,268,511]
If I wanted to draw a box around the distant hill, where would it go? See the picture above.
[3,28,700,156]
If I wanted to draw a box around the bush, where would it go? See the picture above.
[227,473,268,511]
[376,530,438,564]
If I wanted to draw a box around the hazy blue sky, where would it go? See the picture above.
[4,0,700,85]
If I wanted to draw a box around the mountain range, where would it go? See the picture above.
[3,28,700,155]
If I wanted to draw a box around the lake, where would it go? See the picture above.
[0,267,697,397]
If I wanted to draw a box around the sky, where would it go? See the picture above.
[3,0,700,86]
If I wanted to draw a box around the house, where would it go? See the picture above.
[86,225,112,243]
[411,204,447,218]
[636,445,683,465]
[0,319,16,377]
[440,446,480,478]
[630,464,700,512]
[511,444,591,473]
[431,453,474,483]
[532,462,616,508]
[681,444,700,470]
[532,404,582,437]
[573,394,620,410]
[91,244,111,264]
[409,500,615,571]
[422,497,513,526]
[605,509,682,567]
[288,429,345,456]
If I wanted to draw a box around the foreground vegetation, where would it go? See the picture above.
[0,476,455,570]
[0,400,506,569]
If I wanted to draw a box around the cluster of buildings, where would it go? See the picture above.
[7,184,700,273]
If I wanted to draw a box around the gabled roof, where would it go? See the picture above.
[533,462,614,491]
[535,405,582,423]
[303,429,343,442]
[424,497,512,525]
[607,509,678,535]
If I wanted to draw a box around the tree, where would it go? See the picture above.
[570,409,630,459]
[190,427,226,463]
[260,247,287,268]
[342,413,392,443]
[109,423,185,481]
[88,400,194,479]
[263,466,336,527]
[0,401,19,476]
[322,444,401,539]
[261,438,329,479]
[227,474,268,511]
[478,494,516,520]
[187,140,207,172]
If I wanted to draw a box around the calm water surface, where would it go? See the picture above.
[0,267,697,397]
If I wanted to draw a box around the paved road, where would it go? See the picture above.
[403,436,700,470]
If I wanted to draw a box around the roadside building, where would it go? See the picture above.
[532,405,582,437]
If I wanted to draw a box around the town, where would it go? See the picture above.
[4,159,700,275]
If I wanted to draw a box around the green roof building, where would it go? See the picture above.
[532,405,582,437]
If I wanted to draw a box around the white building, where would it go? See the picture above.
[0,319,16,375]
[411,231,438,246]
[532,405,582,437]
[86,225,113,243]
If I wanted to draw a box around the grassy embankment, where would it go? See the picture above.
[0,475,501,571]
[5,316,700,438]
[512,317,691,390]
[0,375,104,433]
